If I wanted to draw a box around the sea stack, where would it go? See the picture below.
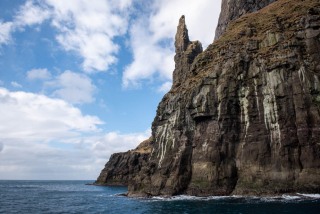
[96,0,320,196]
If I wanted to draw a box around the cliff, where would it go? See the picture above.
[95,138,152,186]
[96,0,320,196]
[215,0,277,40]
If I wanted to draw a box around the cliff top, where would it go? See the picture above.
[168,0,320,95]
[215,0,278,39]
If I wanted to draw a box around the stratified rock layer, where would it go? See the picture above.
[97,0,320,196]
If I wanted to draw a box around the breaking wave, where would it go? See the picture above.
[146,193,320,203]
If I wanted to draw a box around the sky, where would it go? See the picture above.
[0,0,221,180]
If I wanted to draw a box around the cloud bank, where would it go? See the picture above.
[0,88,102,140]
[0,87,149,179]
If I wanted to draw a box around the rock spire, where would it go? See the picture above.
[172,15,203,87]
[175,15,190,53]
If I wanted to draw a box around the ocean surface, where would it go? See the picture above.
[0,180,319,214]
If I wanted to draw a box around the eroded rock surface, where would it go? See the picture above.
[97,0,320,196]
[215,0,277,40]
[95,138,152,186]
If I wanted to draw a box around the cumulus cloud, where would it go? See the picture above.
[123,0,221,88]
[1,0,221,86]
[27,68,52,80]
[0,87,150,180]
[45,70,96,104]
[0,87,149,180]
[45,0,132,72]
[26,69,95,104]
[0,21,13,45]
[0,87,102,141]
[14,0,50,27]
[0,0,132,73]
[0,1,49,46]
[123,19,174,88]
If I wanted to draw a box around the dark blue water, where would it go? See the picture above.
[0,180,319,214]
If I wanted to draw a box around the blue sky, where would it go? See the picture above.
[0,0,221,180]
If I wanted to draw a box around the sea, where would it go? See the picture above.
[0,180,319,214]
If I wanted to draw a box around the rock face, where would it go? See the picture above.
[215,0,277,40]
[95,138,152,186]
[96,0,320,196]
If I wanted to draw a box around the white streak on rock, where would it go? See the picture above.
[254,78,261,121]
[239,86,250,141]
[263,71,282,147]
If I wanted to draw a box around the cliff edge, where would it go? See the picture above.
[215,0,277,40]
[96,0,320,196]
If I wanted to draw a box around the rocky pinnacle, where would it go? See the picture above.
[175,15,190,53]
[173,15,202,87]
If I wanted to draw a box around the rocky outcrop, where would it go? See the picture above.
[215,0,277,40]
[173,15,203,87]
[97,0,320,196]
[95,138,152,186]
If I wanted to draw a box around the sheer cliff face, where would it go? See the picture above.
[97,0,320,196]
[215,0,277,39]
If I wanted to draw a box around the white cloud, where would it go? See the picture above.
[0,87,149,179]
[14,0,50,27]
[27,68,52,80]
[150,0,221,46]
[0,0,133,73]
[45,0,132,72]
[47,70,96,104]
[0,87,103,141]
[26,69,95,104]
[0,21,13,45]
[158,81,172,93]
[90,130,151,159]
[2,0,221,86]
[0,1,49,46]
[123,0,221,88]
[0,129,150,180]
[123,19,174,88]
[11,81,22,88]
